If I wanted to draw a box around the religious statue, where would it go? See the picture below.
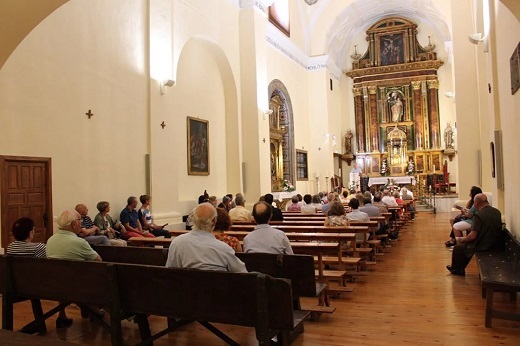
[344,130,353,154]
[444,122,454,149]
[389,92,403,122]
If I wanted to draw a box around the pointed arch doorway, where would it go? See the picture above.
[268,80,295,192]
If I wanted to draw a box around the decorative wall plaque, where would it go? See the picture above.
[511,42,520,95]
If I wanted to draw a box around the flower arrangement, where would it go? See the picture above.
[381,159,389,176]
[406,159,415,176]
[283,179,295,192]
[384,178,401,193]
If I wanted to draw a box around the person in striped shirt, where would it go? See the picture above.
[6,217,46,257]
[6,217,73,329]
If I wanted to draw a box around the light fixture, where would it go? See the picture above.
[263,109,273,120]
[160,79,175,95]
[444,92,455,98]
[468,33,489,52]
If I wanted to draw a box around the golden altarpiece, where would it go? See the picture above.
[269,95,286,192]
[345,17,445,182]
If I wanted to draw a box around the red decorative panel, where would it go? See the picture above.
[21,166,31,189]
[33,166,43,188]
[8,193,24,204]
[28,192,43,203]
[7,165,18,189]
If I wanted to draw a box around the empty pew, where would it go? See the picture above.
[0,256,122,345]
[116,263,307,345]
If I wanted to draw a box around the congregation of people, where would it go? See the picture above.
[6,185,416,332]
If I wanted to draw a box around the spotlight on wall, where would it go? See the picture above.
[160,79,175,95]
[444,91,455,98]
[263,109,273,120]
[468,33,489,52]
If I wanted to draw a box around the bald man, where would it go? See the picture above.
[166,203,247,272]
[243,201,293,254]
[447,194,502,276]
[75,204,111,246]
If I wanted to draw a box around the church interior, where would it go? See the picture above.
[0,0,519,344]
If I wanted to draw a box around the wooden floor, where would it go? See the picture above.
[2,212,520,345]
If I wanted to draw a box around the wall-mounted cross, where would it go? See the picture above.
[263,138,266,143]
[160,121,166,129]
[85,110,94,119]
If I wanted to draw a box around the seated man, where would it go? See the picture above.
[372,192,389,214]
[346,198,370,243]
[243,201,293,254]
[75,204,111,246]
[264,193,284,221]
[447,194,502,276]
[381,189,398,207]
[321,193,335,214]
[228,195,254,222]
[120,196,155,239]
[47,210,102,261]
[401,187,415,220]
[166,203,247,272]
[138,195,171,238]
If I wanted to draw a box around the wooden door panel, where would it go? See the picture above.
[1,157,52,248]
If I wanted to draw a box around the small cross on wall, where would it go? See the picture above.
[160,121,166,129]
[263,138,266,143]
[85,110,94,119]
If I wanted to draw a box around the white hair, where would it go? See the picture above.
[57,210,80,229]
[192,203,217,232]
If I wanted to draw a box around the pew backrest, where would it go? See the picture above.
[92,245,167,266]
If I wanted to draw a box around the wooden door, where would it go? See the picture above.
[1,156,53,248]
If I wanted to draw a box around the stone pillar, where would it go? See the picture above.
[427,80,440,148]
[411,81,423,149]
[353,88,365,153]
[368,86,380,152]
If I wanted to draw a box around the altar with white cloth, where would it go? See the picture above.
[367,176,416,187]
[271,191,300,201]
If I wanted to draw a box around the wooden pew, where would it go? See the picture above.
[116,263,308,345]
[236,253,336,321]
[0,256,122,346]
[92,245,168,266]
[127,236,172,247]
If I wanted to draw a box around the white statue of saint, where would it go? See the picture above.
[389,92,403,122]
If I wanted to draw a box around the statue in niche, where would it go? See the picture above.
[344,130,353,154]
[444,122,454,149]
[389,92,403,122]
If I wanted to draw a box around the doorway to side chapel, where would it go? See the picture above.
[0,156,53,249]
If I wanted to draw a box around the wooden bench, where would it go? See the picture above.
[92,245,168,266]
[0,256,122,345]
[236,253,335,321]
[116,263,307,345]
[1,256,305,345]
[475,229,520,328]
[127,236,172,247]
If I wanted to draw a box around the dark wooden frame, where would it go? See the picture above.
[0,156,53,248]
[187,117,209,176]
[296,149,308,181]
[511,42,520,95]
[268,0,290,37]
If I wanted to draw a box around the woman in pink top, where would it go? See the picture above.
[286,195,302,212]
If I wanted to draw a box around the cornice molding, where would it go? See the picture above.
[345,60,444,79]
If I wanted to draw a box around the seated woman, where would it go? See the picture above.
[138,195,171,238]
[93,202,127,246]
[324,201,350,227]
[213,207,242,252]
[445,186,482,247]
[286,195,302,212]
[301,194,317,214]
[311,194,323,211]
[7,217,72,329]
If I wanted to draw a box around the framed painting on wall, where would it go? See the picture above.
[379,33,404,66]
[187,117,209,176]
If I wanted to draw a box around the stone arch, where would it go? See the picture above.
[268,80,295,189]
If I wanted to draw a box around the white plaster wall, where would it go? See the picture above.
[494,1,520,236]
[0,0,148,240]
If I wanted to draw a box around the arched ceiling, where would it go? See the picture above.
[501,0,520,21]
[324,0,452,71]
[0,0,68,70]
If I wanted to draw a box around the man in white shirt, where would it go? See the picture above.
[381,189,398,207]
[228,195,254,222]
[346,198,370,242]
[243,202,293,254]
[166,203,247,272]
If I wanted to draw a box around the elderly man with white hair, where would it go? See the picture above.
[47,210,101,261]
[166,203,247,272]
